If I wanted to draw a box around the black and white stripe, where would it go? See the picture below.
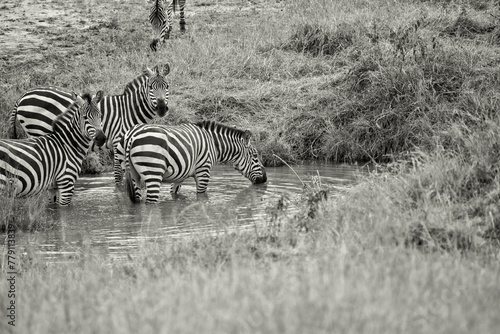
[1,91,106,206]
[149,0,186,52]
[9,64,170,184]
[121,120,267,203]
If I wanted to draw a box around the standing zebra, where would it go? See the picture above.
[0,91,106,205]
[149,0,186,52]
[9,64,171,184]
[121,121,267,204]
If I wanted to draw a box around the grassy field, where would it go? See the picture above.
[1,0,500,333]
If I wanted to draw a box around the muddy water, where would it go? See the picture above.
[10,164,364,261]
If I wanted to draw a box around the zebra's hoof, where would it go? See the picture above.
[150,40,158,52]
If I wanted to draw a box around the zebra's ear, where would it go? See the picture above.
[144,66,155,78]
[162,63,171,76]
[93,90,104,104]
[242,130,252,145]
[72,91,85,107]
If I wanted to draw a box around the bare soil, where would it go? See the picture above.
[0,0,275,64]
[0,0,128,63]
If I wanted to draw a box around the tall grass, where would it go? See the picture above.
[0,185,51,232]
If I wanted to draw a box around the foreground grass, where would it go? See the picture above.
[1,182,499,334]
[2,0,500,165]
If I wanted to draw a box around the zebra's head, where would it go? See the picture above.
[73,91,106,147]
[144,63,170,117]
[233,131,267,185]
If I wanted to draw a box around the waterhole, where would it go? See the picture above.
[4,163,365,261]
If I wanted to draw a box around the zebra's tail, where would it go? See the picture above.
[125,169,137,203]
[8,100,21,139]
[124,136,140,203]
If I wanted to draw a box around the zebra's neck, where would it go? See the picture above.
[52,105,91,158]
[196,121,245,163]
[102,74,156,136]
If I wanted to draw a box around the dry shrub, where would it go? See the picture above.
[283,113,329,160]
[191,95,261,123]
[80,152,106,174]
[282,23,355,56]
[405,223,475,252]
[442,10,495,38]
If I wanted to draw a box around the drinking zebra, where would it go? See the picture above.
[121,121,267,204]
[0,91,105,205]
[149,0,186,52]
[9,64,171,184]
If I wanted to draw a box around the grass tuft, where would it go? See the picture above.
[0,185,51,232]
[442,9,496,37]
[282,23,355,56]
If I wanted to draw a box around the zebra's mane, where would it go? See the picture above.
[52,93,92,132]
[195,120,249,139]
[123,72,149,94]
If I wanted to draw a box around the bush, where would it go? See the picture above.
[282,23,355,56]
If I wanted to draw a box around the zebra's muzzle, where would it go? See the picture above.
[156,98,168,117]
[94,131,107,147]
[253,168,267,184]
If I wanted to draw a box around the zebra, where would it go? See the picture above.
[149,0,186,52]
[121,120,267,204]
[0,91,106,206]
[9,64,171,184]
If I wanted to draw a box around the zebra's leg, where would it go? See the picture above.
[55,180,75,206]
[165,0,174,40]
[194,170,211,194]
[150,39,160,52]
[144,179,162,204]
[170,182,183,194]
[113,146,125,185]
[125,174,143,203]
[179,0,186,32]
[133,181,142,202]
[125,161,143,203]
[48,180,58,204]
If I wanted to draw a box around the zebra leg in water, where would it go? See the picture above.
[126,162,173,204]
[169,168,210,200]
[125,167,143,203]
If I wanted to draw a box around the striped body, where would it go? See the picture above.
[149,0,186,51]
[0,92,105,205]
[9,65,170,183]
[122,121,267,203]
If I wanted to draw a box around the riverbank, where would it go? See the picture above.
[2,0,499,166]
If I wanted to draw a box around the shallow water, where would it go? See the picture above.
[4,163,365,261]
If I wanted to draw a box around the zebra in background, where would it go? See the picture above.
[121,121,267,204]
[0,91,106,205]
[149,0,186,52]
[9,64,171,184]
